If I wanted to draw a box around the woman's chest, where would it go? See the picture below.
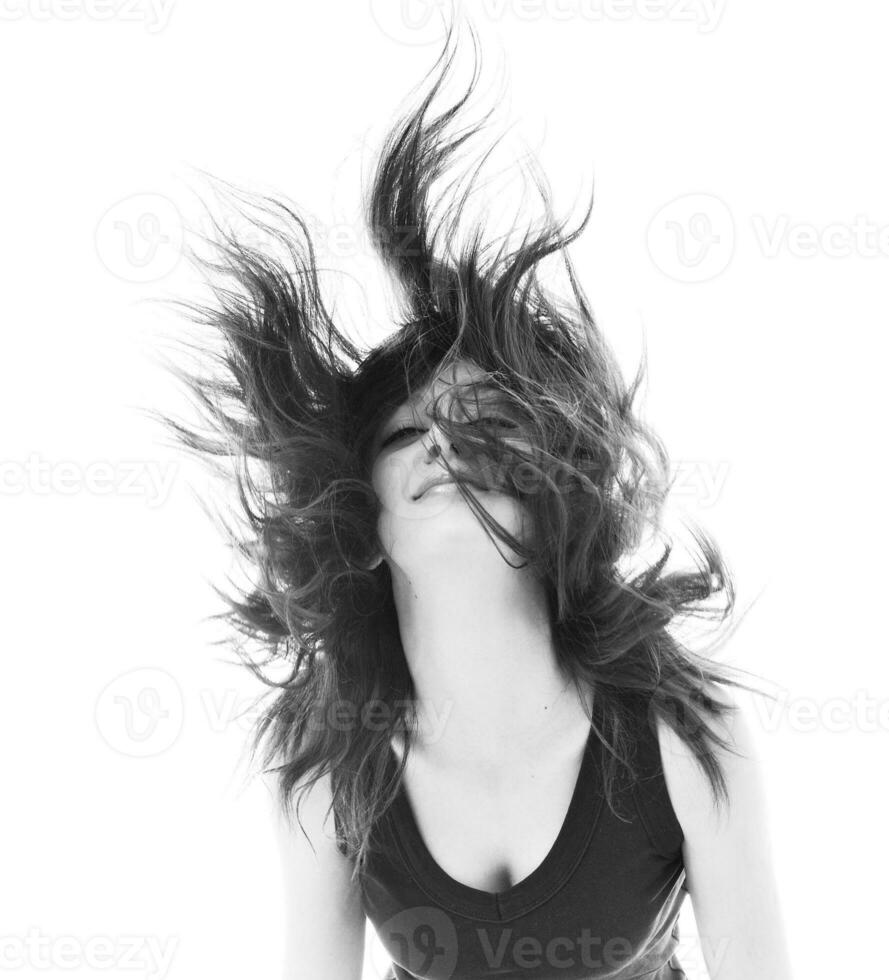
[396,745,584,894]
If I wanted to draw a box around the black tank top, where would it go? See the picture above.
[336,694,689,979]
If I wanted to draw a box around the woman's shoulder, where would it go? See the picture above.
[653,680,761,834]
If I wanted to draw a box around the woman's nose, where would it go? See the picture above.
[422,422,458,459]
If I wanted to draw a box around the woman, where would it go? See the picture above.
[156,18,793,980]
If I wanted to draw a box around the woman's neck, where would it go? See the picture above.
[389,561,591,769]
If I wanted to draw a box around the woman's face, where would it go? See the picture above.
[368,359,533,572]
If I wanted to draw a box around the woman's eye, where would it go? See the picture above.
[380,425,423,448]
[471,416,517,429]
[381,416,516,449]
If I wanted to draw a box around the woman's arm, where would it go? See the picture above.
[261,766,366,980]
[657,684,795,980]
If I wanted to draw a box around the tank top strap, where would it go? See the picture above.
[626,694,685,860]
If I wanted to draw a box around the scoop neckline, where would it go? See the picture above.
[386,720,605,922]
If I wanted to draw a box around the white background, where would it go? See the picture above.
[2,1,886,977]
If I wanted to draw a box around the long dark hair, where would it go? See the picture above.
[150,18,773,883]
